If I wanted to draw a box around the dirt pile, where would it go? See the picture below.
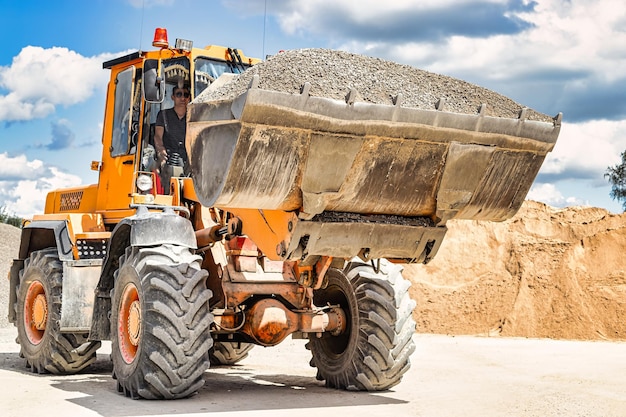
[405,200,626,340]
[0,223,21,328]
[196,48,552,122]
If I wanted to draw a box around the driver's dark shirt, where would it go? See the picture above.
[156,107,187,164]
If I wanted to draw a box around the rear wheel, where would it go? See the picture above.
[307,259,416,390]
[16,248,100,374]
[111,244,213,399]
[209,341,254,366]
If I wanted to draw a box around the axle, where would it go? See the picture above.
[213,299,346,346]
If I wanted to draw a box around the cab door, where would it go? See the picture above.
[97,66,143,213]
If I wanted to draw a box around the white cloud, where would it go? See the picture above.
[522,119,626,212]
[0,46,119,122]
[515,0,626,81]
[0,93,55,120]
[273,0,511,35]
[261,1,626,121]
[539,120,626,185]
[527,183,588,208]
[390,7,620,85]
[0,153,46,180]
[0,153,81,218]
[264,0,626,76]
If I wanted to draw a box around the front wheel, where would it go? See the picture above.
[110,245,213,399]
[16,248,100,374]
[307,259,416,391]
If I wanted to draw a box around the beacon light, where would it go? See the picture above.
[152,28,169,49]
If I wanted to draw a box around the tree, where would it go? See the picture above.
[0,206,23,228]
[605,151,626,212]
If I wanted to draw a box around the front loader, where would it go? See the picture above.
[7,28,561,399]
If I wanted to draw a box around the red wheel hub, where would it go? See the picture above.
[118,283,141,364]
[24,281,47,345]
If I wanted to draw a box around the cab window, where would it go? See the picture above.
[194,57,251,96]
[111,67,135,157]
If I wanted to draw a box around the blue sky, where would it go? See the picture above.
[1,0,625,217]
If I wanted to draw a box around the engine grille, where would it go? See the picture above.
[59,191,83,211]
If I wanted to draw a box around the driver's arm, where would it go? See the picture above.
[153,125,168,166]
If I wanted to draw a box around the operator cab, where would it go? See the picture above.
[142,55,249,193]
[99,28,254,212]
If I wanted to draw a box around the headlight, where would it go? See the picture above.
[136,174,153,193]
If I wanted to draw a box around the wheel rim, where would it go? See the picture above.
[316,283,352,357]
[24,281,47,345]
[118,283,141,364]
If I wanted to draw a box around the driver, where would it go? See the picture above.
[154,83,191,193]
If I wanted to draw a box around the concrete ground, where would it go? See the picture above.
[0,327,624,417]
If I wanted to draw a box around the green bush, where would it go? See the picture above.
[606,151,626,212]
[0,206,24,228]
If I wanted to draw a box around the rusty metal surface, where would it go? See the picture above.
[243,298,299,346]
[222,264,307,310]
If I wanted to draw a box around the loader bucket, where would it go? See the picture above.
[186,72,560,263]
[187,74,561,259]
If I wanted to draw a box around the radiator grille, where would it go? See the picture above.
[60,191,83,211]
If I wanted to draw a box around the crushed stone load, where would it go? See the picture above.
[196,48,554,123]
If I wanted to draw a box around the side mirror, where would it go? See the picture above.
[143,59,165,103]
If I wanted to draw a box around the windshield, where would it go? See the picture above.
[194,57,251,96]
[160,57,191,108]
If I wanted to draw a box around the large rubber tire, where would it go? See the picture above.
[110,245,213,399]
[209,342,254,366]
[16,248,101,374]
[307,259,416,391]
